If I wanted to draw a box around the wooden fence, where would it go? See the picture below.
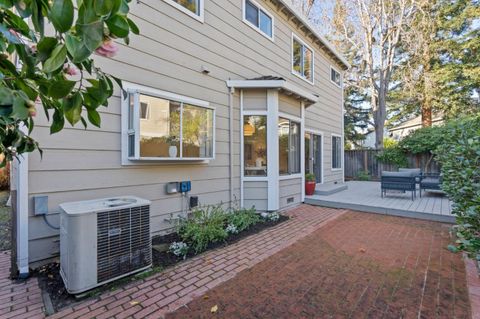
[344,150,440,180]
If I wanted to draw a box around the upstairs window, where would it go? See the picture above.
[165,0,204,21]
[244,0,274,39]
[292,34,314,83]
[332,135,342,169]
[331,67,341,87]
[124,87,214,161]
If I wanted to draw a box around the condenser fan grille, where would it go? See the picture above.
[97,205,151,283]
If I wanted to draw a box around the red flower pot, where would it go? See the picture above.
[305,181,316,195]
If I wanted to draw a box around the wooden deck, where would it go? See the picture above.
[305,181,455,223]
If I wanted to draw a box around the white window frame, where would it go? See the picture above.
[278,112,302,179]
[291,33,315,85]
[163,0,204,23]
[139,101,150,120]
[331,133,343,171]
[330,66,342,87]
[242,110,269,182]
[121,82,215,165]
[242,0,275,41]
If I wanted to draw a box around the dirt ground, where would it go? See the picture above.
[167,212,471,319]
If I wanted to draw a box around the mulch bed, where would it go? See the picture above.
[35,214,289,312]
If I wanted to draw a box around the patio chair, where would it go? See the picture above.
[419,173,443,197]
[381,171,417,200]
[399,168,422,184]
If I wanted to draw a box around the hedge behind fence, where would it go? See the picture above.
[435,116,480,257]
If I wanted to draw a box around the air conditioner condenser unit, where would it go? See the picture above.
[60,196,152,294]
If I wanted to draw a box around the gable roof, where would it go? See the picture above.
[273,0,350,70]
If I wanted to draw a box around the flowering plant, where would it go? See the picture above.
[0,0,139,166]
[169,241,189,259]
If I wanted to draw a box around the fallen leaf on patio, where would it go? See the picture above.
[130,301,140,306]
[359,248,366,253]
[211,305,218,313]
[203,295,209,300]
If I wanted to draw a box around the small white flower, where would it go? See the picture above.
[169,241,189,258]
[226,223,238,234]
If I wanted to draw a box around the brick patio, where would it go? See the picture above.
[167,211,472,319]
[0,205,344,318]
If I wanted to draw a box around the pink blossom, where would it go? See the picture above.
[63,63,78,76]
[30,44,37,54]
[95,39,119,58]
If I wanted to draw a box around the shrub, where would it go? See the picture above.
[434,116,480,258]
[225,207,260,232]
[375,147,408,167]
[225,224,239,235]
[261,212,280,222]
[356,170,371,181]
[305,173,315,182]
[178,205,228,254]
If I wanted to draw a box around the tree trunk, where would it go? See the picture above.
[422,56,433,127]
[374,88,387,150]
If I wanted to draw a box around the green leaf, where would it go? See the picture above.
[94,0,115,16]
[50,0,74,32]
[65,34,92,63]
[43,44,67,73]
[37,37,58,62]
[0,0,13,9]
[87,109,101,127]
[77,20,104,51]
[106,14,129,38]
[11,96,29,119]
[50,109,65,134]
[63,93,83,125]
[48,80,76,99]
[127,18,139,35]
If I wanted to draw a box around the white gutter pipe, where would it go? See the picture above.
[228,86,235,206]
[15,151,29,278]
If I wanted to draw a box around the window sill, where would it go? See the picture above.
[331,168,343,172]
[291,70,314,85]
[163,0,204,23]
[122,157,211,166]
[279,174,303,180]
[242,19,274,42]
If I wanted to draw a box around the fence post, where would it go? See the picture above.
[363,151,368,174]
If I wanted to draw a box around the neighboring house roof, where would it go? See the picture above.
[274,0,350,70]
[389,114,444,132]
[227,76,319,106]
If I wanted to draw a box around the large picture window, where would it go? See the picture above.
[243,115,267,176]
[279,117,300,175]
[125,90,214,160]
[292,35,314,83]
[332,135,342,169]
[244,0,274,39]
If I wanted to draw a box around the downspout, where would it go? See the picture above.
[15,151,29,278]
[228,86,234,207]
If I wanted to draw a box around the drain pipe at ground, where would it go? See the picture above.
[13,147,29,278]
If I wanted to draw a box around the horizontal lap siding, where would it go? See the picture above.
[27,0,343,263]
[243,181,268,211]
[279,178,302,209]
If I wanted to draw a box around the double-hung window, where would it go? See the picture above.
[331,135,342,169]
[124,86,214,161]
[292,34,314,83]
[278,117,301,175]
[165,0,204,21]
[244,0,274,39]
[331,67,341,87]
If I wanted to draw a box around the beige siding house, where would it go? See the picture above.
[13,0,348,271]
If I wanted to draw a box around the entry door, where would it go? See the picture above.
[305,133,322,183]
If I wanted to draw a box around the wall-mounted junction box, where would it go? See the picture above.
[33,195,48,216]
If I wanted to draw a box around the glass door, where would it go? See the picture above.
[305,133,322,183]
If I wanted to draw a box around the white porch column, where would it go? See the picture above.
[266,89,279,211]
[301,102,305,202]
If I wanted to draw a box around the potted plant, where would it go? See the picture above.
[305,173,316,195]
[166,136,179,158]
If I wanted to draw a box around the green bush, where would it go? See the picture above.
[375,147,408,167]
[178,205,228,254]
[356,170,371,181]
[225,207,260,232]
[434,116,480,257]
[305,173,315,182]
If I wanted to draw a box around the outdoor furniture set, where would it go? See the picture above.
[380,168,443,200]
